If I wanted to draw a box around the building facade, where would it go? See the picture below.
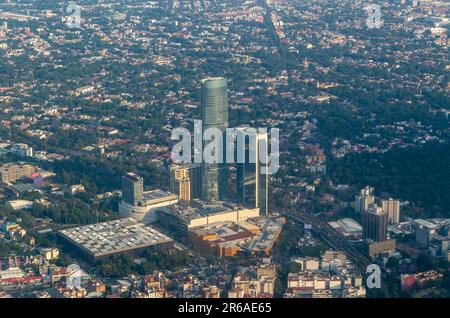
[236,128,269,216]
[121,173,144,206]
[382,199,400,224]
[200,77,229,202]
[354,186,375,213]
[170,164,202,203]
[362,205,388,242]
[0,163,36,183]
[119,189,178,223]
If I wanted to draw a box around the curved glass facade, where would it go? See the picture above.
[200,77,228,201]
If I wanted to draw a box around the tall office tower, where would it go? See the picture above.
[200,77,229,201]
[362,205,388,242]
[173,168,190,203]
[188,164,202,199]
[382,199,400,224]
[355,186,375,212]
[121,173,144,206]
[236,128,269,216]
[170,164,202,203]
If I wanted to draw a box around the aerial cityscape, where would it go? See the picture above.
[0,0,449,303]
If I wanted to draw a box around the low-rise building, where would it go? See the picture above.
[0,163,36,182]
[228,264,276,298]
[58,218,173,262]
[157,200,260,237]
[119,189,178,223]
[41,248,60,260]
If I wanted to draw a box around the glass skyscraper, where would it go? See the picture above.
[200,77,228,201]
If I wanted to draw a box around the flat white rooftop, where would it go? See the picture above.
[59,218,173,258]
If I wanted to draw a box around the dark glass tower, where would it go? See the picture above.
[121,173,144,206]
[200,77,228,201]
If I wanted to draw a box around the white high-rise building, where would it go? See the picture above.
[355,186,375,213]
[382,199,400,224]
[236,128,269,216]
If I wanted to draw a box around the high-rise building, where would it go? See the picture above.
[200,77,228,201]
[121,173,144,206]
[362,205,388,242]
[355,186,375,212]
[382,199,400,224]
[414,219,437,248]
[170,164,202,203]
[236,128,269,216]
[175,169,190,203]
